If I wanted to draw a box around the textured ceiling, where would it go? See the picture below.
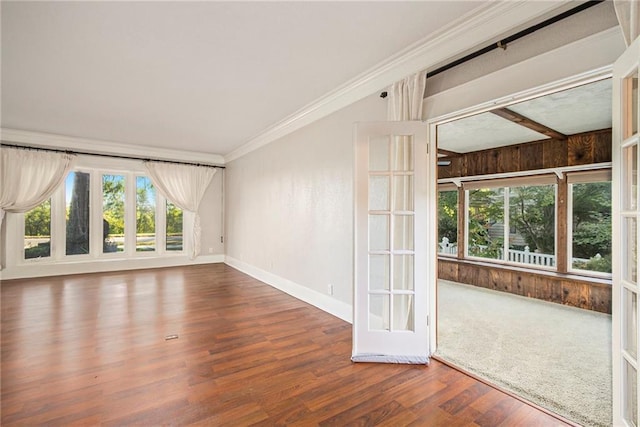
[1,1,483,156]
[437,78,612,154]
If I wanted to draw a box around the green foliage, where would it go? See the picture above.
[573,254,612,273]
[166,202,183,234]
[572,182,611,259]
[467,188,504,259]
[438,191,457,243]
[24,200,50,237]
[103,175,125,234]
[136,177,156,234]
[509,185,555,254]
[24,242,50,259]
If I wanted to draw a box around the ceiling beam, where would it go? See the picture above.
[437,148,463,157]
[491,107,567,140]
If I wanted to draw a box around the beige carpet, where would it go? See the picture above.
[435,280,612,427]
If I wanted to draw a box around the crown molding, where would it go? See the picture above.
[0,128,225,165]
[224,1,572,162]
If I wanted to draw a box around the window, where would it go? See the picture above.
[136,176,156,252]
[467,187,505,260]
[102,174,125,253]
[440,169,612,278]
[438,189,457,255]
[464,176,557,268]
[20,164,185,263]
[24,199,51,259]
[568,171,612,274]
[508,184,556,267]
[66,171,91,256]
[166,201,183,251]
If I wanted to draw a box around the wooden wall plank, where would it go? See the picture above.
[437,259,611,314]
[437,129,611,179]
[542,139,568,168]
[568,134,594,166]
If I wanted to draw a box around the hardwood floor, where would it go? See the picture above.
[1,264,568,426]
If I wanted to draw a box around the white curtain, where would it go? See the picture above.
[0,146,75,224]
[144,161,216,260]
[614,0,640,47]
[387,69,427,121]
[386,69,427,331]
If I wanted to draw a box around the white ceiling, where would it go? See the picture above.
[437,78,613,153]
[1,1,484,157]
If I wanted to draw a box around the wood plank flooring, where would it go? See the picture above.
[1,264,569,426]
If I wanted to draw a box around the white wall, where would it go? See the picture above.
[225,93,385,321]
[199,170,225,256]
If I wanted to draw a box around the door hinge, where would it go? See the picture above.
[426,315,429,326]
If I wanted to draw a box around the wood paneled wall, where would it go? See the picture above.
[438,129,611,179]
[437,128,612,313]
[438,258,612,314]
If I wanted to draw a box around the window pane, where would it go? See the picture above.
[369,176,389,211]
[369,254,389,291]
[393,175,413,211]
[102,175,125,253]
[392,136,413,171]
[369,136,389,171]
[624,360,638,427]
[438,190,458,255]
[570,182,612,273]
[393,215,413,251]
[508,185,556,268]
[393,294,414,331]
[393,255,413,291]
[136,176,156,252]
[66,171,91,255]
[624,288,638,360]
[369,294,389,331]
[166,201,183,251]
[626,217,638,283]
[467,188,504,260]
[369,214,389,251]
[24,199,51,259]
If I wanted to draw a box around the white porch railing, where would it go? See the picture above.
[439,237,556,267]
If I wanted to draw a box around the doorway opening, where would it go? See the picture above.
[433,76,613,427]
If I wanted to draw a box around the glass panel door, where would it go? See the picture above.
[613,36,640,427]
[353,121,430,363]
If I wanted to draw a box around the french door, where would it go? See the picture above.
[352,121,431,364]
[613,35,640,427]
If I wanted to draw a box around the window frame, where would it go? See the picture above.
[463,176,558,271]
[12,157,186,267]
[438,166,612,279]
[437,184,459,258]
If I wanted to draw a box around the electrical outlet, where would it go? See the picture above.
[328,284,334,295]
[208,247,213,254]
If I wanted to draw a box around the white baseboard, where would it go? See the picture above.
[0,254,225,280]
[224,256,353,324]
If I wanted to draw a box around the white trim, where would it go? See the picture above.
[224,256,352,324]
[224,1,570,163]
[0,254,225,281]
[438,163,612,186]
[0,128,225,166]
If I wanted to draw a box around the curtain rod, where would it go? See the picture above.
[0,143,225,169]
[380,0,604,98]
